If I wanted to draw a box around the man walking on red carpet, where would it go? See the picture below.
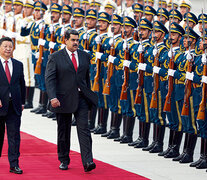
[45,29,98,172]
[0,37,26,174]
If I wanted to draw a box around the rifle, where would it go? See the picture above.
[34,1,44,75]
[83,2,89,50]
[150,16,159,109]
[197,8,207,120]
[71,0,76,29]
[134,14,144,104]
[120,10,130,101]
[3,0,7,37]
[102,12,115,95]
[11,0,16,50]
[181,9,193,116]
[163,0,174,112]
[62,0,66,44]
[92,8,101,92]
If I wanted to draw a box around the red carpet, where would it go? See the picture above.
[0,132,149,180]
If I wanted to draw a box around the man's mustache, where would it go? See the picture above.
[73,44,78,47]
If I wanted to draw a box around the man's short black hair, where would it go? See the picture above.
[0,37,13,46]
[65,29,79,40]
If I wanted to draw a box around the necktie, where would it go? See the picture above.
[71,53,77,72]
[5,60,11,83]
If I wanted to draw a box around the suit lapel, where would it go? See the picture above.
[10,59,16,84]
[77,49,82,73]
[0,59,10,84]
[63,48,76,72]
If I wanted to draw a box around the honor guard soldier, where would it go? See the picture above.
[111,16,137,144]
[169,9,182,24]
[73,0,80,8]
[167,0,178,11]
[81,0,90,11]
[103,0,117,16]
[170,27,200,163]
[190,33,207,169]
[156,7,169,25]
[144,0,154,7]
[81,8,98,130]
[144,5,156,23]
[91,12,111,135]
[73,7,85,50]
[125,0,134,18]
[158,0,167,9]
[139,20,168,153]
[132,3,143,23]
[90,0,101,11]
[128,18,153,148]
[21,1,48,114]
[13,0,35,109]
[102,13,123,139]
[179,0,191,17]
[159,22,185,158]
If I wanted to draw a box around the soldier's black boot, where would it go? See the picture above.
[35,91,48,114]
[94,108,109,134]
[173,133,189,161]
[120,117,135,144]
[190,137,205,167]
[165,131,183,158]
[159,129,174,156]
[107,113,122,139]
[71,116,76,126]
[128,121,143,146]
[30,90,42,113]
[24,87,34,109]
[196,138,207,169]
[143,123,157,151]
[101,112,114,137]
[88,105,97,131]
[179,133,197,163]
[114,115,127,142]
[134,122,150,148]
[149,125,165,153]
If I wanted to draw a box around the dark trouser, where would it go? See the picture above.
[0,101,21,167]
[56,93,93,166]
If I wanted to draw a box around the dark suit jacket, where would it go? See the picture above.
[0,58,26,116]
[45,48,98,113]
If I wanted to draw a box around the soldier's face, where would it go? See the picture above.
[158,4,167,9]
[74,16,84,27]
[0,41,13,60]
[145,14,153,22]
[134,12,143,22]
[5,3,12,13]
[23,7,33,17]
[183,37,195,48]
[126,0,134,7]
[183,21,194,29]
[113,23,122,35]
[74,2,80,8]
[51,12,60,23]
[114,0,121,6]
[62,13,71,23]
[105,7,113,16]
[51,0,58,3]
[137,0,144,5]
[180,7,189,17]
[154,30,164,41]
[125,25,134,37]
[42,0,49,5]
[145,2,154,7]
[86,18,97,29]
[170,32,181,44]
[169,17,180,24]
[157,15,167,25]
[199,39,207,50]
[34,10,43,20]
[140,28,150,39]
[63,0,70,5]
[65,34,79,52]
[198,22,207,34]
[98,20,109,31]
[13,4,23,15]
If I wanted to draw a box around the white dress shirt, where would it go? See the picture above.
[0,56,13,76]
[65,48,79,68]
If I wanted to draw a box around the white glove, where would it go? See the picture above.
[95,35,102,44]
[21,20,28,28]
[95,52,103,60]
[49,41,56,49]
[38,38,46,47]
[39,23,44,30]
[138,63,147,71]
[186,52,193,61]
[83,33,88,40]
[61,28,65,36]
[123,60,131,68]
[168,50,174,58]
[84,49,90,53]
[202,54,207,64]
[138,44,144,53]
[153,48,158,56]
[61,44,66,49]
[201,75,207,84]
[49,25,54,33]
[35,52,39,59]
[109,38,113,46]
[7,31,17,38]
[185,72,194,81]
[153,66,161,74]
[168,69,176,77]
[108,55,116,64]
[123,40,127,50]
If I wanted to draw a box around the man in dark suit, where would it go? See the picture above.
[45,29,98,172]
[0,37,26,174]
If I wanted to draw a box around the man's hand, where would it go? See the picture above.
[0,100,2,108]
[51,98,60,108]
[22,105,24,111]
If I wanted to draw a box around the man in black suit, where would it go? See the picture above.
[0,37,26,174]
[45,29,98,172]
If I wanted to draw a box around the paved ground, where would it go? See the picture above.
[19,89,207,180]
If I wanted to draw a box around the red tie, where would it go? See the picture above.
[5,60,11,83]
[71,53,77,72]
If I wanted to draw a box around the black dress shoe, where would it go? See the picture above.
[84,162,96,172]
[59,162,68,170]
[24,103,33,109]
[10,167,23,174]
[47,112,56,118]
